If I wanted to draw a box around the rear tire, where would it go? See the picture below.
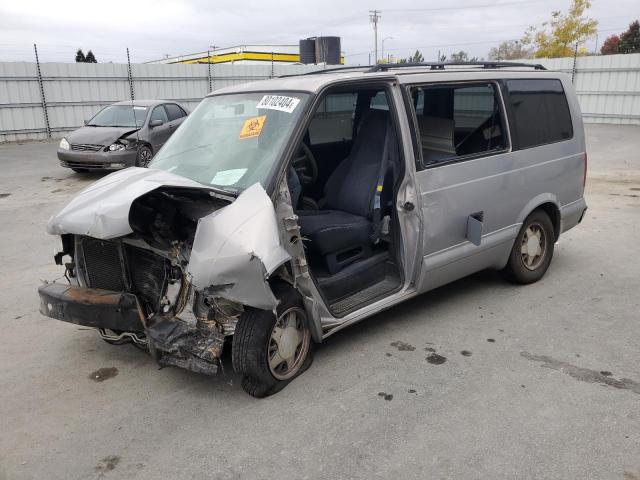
[502,209,555,284]
[232,284,314,398]
[136,145,153,167]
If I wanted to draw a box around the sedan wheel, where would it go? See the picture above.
[136,146,153,167]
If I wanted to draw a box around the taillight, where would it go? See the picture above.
[583,152,588,187]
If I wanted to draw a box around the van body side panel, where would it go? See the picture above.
[403,73,586,294]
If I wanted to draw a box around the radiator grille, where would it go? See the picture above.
[71,143,103,152]
[125,245,168,310]
[81,238,125,291]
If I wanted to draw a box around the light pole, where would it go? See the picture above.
[381,36,393,63]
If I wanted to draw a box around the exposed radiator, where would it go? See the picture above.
[81,238,125,291]
[79,237,168,313]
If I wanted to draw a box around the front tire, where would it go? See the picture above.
[136,145,153,167]
[502,209,555,284]
[232,284,314,398]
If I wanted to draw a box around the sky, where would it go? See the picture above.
[0,0,639,64]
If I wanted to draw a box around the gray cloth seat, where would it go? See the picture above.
[297,110,392,270]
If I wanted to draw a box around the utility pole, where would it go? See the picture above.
[369,10,380,64]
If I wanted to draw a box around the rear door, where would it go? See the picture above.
[147,105,172,151]
[404,80,515,292]
[165,103,189,133]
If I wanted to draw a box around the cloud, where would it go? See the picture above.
[0,0,638,63]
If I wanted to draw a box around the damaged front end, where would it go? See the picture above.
[39,168,291,376]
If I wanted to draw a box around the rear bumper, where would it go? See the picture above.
[560,197,588,234]
[57,148,138,170]
[38,283,145,332]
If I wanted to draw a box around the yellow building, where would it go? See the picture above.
[147,44,344,66]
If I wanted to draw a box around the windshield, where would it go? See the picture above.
[149,92,310,193]
[87,105,148,127]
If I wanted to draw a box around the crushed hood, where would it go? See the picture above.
[47,167,214,239]
[47,169,290,310]
[65,125,140,146]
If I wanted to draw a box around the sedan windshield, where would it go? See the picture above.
[149,92,309,193]
[87,105,148,127]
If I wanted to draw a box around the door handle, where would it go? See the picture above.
[402,201,415,211]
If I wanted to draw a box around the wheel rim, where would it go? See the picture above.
[268,307,311,380]
[139,148,152,167]
[520,222,547,270]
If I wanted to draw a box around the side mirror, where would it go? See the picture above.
[83,119,88,125]
[149,119,164,128]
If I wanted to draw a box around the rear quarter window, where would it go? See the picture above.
[505,79,573,149]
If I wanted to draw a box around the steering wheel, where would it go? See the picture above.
[291,143,318,185]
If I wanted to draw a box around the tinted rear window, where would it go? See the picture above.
[506,79,573,149]
[165,103,187,121]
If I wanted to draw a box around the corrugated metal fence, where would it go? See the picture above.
[0,62,323,142]
[1,53,639,142]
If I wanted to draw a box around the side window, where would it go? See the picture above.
[411,83,507,167]
[308,92,356,145]
[506,79,573,149]
[165,103,187,121]
[150,105,169,123]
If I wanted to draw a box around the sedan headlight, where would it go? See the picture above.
[108,143,125,152]
[59,138,70,150]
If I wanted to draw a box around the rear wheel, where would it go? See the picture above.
[136,145,153,167]
[232,284,313,398]
[502,209,555,284]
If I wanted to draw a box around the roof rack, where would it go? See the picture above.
[278,65,372,78]
[279,61,546,78]
[368,61,547,72]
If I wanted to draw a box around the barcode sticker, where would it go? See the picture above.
[256,95,300,113]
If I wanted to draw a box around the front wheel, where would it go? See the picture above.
[232,284,314,398]
[136,145,153,167]
[502,209,555,284]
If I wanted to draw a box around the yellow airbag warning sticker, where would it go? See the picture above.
[239,115,266,139]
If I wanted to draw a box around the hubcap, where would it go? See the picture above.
[268,308,311,380]
[520,222,547,270]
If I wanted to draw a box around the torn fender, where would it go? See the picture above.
[187,183,290,310]
[46,167,212,239]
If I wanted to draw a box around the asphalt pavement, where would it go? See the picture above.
[0,124,638,480]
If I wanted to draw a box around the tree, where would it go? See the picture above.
[75,49,86,63]
[488,40,533,60]
[522,0,598,58]
[600,35,621,55]
[618,20,640,54]
[85,50,97,63]
[408,50,424,63]
[449,51,479,62]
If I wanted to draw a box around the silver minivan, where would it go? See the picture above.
[39,62,587,397]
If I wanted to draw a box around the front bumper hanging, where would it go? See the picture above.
[38,282,224,376]
[38,283,145,332]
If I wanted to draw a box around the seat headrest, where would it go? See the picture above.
[357,109,390,136]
